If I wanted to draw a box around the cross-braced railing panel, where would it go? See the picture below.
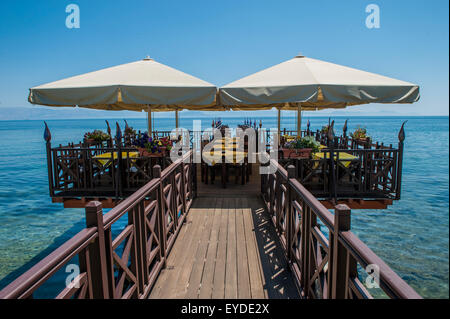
[281,147,400,200]
[108,224,139,299]
[261,159,421,299]
[1,151,196,299]
[279,124,405,201]
[143,200,163,285]
[183,163,194,211]
[162,182,176,248]
[0,227,98,299]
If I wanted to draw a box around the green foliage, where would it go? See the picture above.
[285,136,320,153]
[124,126,136,135]
[350,126,369,140]
[133,134,173,153]
[84,130,110,142]
[321,125,330,133]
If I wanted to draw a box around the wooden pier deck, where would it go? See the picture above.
[149,194,300,299]
[0,151,421,300]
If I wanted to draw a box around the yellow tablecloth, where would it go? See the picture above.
[283,135,296,141]
[214,139,239,145]
[313,151,358,168]
[211,144,241,151]
[212,138,240,150]
[202,150,248,165]
[93,151,139,166]
[220,137,240,141]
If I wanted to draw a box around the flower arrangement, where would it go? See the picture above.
[321,125,330,133]
[282,136,320,158]
[159,136,173,151]
[350,126,369,140]
[84,130,110,143]
[145,138,163,154]
[132,132,148,148]
[124,126,136,136]
[285,136,320,153]
[132,133,173,156]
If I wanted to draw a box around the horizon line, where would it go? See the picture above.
[1,115,448,122]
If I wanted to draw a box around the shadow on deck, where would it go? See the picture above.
[149,194,301,299]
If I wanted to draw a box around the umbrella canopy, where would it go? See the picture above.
[29,56,222,112]
[219,54,420,110]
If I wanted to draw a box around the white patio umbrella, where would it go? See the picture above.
[219,53,420,137]
[29,56,222,133]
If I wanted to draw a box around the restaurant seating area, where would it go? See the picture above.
[201,136,250,188]
[275,121,405,204]
[43,118,405,209]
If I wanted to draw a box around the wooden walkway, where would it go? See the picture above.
[149,194,300,299]
[196,163,261,197]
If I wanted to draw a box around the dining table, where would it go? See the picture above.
[202,140,248,187]
[93,151,139,167]
[312,145,358,168]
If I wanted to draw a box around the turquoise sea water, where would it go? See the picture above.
[0,116,448,298]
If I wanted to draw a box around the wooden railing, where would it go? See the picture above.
[47,145,173,198]
[0,151,196,299]
[285,147,401,200]
[260,158,421,299]
[44,124,202,198]
[46,132,403,202]
[279,123,405,201]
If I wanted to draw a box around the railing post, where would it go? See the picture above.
[192,160,197,199]
[396,121,406,200]
[269,173,276,221]
[367,137,372,149]
[45,141,54,196]
[343,119,348,140]
[85,201,110,299]
[286,165,295,261]
[330,204,351,299]
[153,165,167,266]
[115,122,123,198]
[260,161,267,196]
[301,203,310,298]
[180,161,187,218]
[44,123,54,197]
[171,165,179,228]
[105,120,113,147]
[275,172,282,232]
[328,122,337,202]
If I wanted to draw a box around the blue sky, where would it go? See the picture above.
[0,0,448,120]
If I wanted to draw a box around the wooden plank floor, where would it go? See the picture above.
[196,163,261,197]
[149,193,301,299]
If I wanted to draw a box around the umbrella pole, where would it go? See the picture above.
[175,110,179,139]
[147,106,152,136]
[297,105,302,138]
[277,108,281,143]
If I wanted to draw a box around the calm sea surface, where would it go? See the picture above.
[0,116,448,298]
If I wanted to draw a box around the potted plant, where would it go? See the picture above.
[281,136,320,159]
[84,130,111,144]
[124,126,136,136]
[158,136,173,155]
[321,125,330,134]
[132,134,173,157]
[350,126,369,142]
